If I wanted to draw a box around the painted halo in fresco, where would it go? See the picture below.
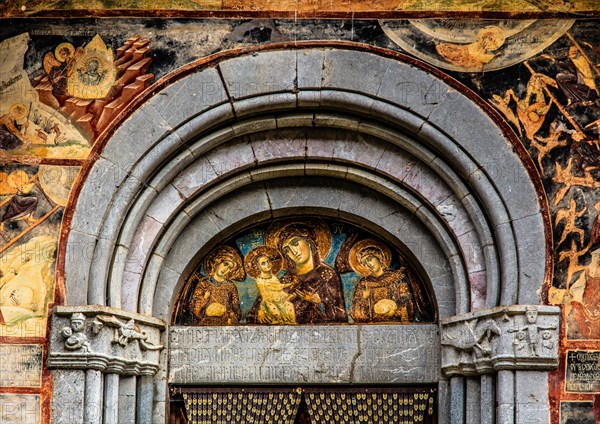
[380,19,575,72]
[174,218,435,326]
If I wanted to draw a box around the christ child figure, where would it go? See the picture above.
[245,246,296,324]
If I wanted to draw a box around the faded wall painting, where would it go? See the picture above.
[1,0,599,17]
[381,19,575,73]
[0,30,154,160]
[0,164,78,336]
[174,218,434,326]
[560,401,595,424]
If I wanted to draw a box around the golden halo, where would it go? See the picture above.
[265,218,332,261]
[203,246,245,281]
[244,246,283,279]
[477,26,506,51]
[76,53,111,81]
[9,103,27,120]
[55,43,75,62]
[7,170,30,190]
[349,239,392,277]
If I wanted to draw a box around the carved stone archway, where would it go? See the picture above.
[49,43,558,424]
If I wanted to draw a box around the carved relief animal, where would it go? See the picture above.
[94,315,163,351]
[441,318,501,358]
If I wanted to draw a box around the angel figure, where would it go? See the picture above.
[490,72,557,142]
[435,26,506,70]
[348,239,431,323]
[43,42,83,95]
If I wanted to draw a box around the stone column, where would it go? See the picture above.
[441,305,560,424]
[47,306,165,424]
[84,370,103,424]
[103,374,120,424]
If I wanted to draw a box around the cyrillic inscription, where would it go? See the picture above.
[0,345,42,388]
[169,324,439,384]
[565,350,600,393]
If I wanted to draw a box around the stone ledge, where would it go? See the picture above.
[48,306,166,376]
[441,305,560,377]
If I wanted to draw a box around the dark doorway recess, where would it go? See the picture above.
[170,385,437,423]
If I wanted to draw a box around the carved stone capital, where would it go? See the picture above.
[48,305,166,376]
[441,305,560,377]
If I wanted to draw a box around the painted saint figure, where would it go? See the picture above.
[349,239,431,323]
[0,170,38,233]
[43,42,82,96]
[189,246,244,326]
[244,246,296,324]
[0,103,31,151]
[249,220,347,324]
[556,46,600,107]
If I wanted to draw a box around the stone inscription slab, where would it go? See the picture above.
[169,324,440,384]
[565,350,600,393]
[0,394,40,424]
[0,345,43,388]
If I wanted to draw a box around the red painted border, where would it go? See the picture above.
[549,307,600,424]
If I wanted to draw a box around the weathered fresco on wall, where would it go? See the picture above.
[0,34,91,160]
[560,401,595,424]
[0,15,598,424]
[0,29,154,161]
[381,19,575,73]
[0,165,78,336]
[1,0,599,17]
[175,218,434,326]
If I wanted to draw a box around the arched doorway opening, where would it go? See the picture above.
[49,43,557,424]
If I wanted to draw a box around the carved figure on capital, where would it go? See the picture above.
[508,306,557,357]
[61,312,90,352]
[93,314,164,351]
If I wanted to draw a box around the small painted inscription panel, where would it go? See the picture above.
[0,394,40,424]
[0,345,42,387]
[174,218,434,326]
[169,324,440,384]
[560,401,595,424]
[565,350,600,393]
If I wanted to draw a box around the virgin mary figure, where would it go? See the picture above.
[247,219,347,324]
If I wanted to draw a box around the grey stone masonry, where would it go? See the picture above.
[48,306,165,376]
[441,305,560,377]
[169,324,440,385]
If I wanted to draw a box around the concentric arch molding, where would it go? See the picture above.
[60,44,550,321]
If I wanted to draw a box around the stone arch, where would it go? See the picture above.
[50,43,554,424]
